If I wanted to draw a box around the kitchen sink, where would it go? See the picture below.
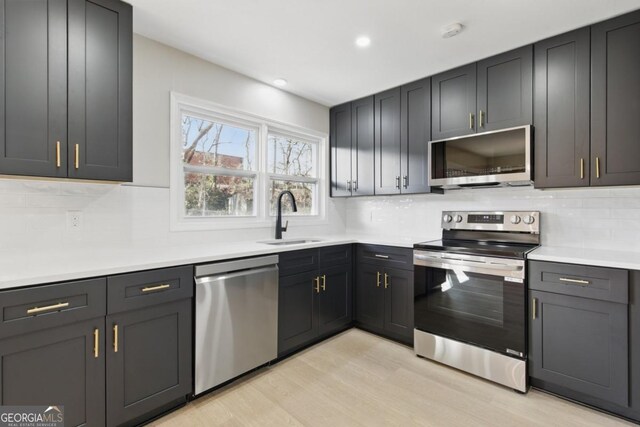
[258,238,323,246]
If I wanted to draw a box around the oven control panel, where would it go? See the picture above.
[441,211,540,233]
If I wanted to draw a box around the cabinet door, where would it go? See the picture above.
[400,78,434,194]
[106,300,191,427]
[534,29,590,188]
[355,263,384,329]
[0,0,67,178]
[477,45,533,131]
[431,63,477,139]
[0,319,105,427]
[318,265,353,335]
[530,291,628,407]
[330,102,352,197]
[278,271,319,355]
[383,268,414,342]
[68,0,132,181]
[591,10,640,186]
[374,87,401,195]
[351,96,374,196]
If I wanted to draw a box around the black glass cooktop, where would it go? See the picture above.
[414,239,538,259]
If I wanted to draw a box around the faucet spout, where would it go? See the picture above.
[275,190,298,239]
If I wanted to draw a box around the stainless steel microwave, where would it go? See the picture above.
[428,125,532,189]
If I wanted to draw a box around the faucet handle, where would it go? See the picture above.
[282,220,288,232]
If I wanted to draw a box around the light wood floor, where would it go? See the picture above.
[150,329,634,427]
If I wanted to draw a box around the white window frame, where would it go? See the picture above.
[170,92,328,231]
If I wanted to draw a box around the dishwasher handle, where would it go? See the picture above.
[195,265,278,286]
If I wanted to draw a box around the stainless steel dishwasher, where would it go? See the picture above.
[194,255,278,395]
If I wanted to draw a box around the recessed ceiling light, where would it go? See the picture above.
[441,23,464,39]
[355,36,371,48]
[273,78,287,87]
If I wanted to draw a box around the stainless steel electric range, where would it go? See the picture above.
[413,211,540,392]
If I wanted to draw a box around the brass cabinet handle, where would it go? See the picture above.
[479,110,485,128]
[469,113,475,129]
[141,284,171,293]
[93,328,99,358]
[321,275,326,291]
[113,324,119,353]
[384,273,389,289]
[559,277,590,285]
[27,301,69,315]
[595,156,600,179]
[376,271,381,287]
[74,144,79,169]
[580,158,584,180]
[56,141,61,168]
[532,298,537,320]
[314,276,320,293]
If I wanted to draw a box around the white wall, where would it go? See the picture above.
[345,186,640,251]
[0,35,346,255]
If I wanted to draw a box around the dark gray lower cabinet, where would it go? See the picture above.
[106,299,192,427]
[355,245,413,344]
[0,319,106,427]
[278,245,353,356]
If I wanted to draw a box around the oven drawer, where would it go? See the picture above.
[529,261,628,304]
[358,244,413,271]
[0,278,106,339]
[107,266,194,314]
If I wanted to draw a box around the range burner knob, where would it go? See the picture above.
[454,215,463,223]
[443,214,453,223]
[523,215,535,225]
[510,215,521,224]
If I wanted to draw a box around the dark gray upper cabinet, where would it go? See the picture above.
[0,0,132,182]
[477,46,532,132]
[0,0,67,178]
[591,10,640,186]
[534,28,591,188]
[400,78,434,194]
[351,96,375,196]
[68,0,132,182]
[106,300,192,427]
[330,102,352,197]
[431,63,477,140]
[374,87,402,195]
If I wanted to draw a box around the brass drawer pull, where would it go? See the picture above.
[384,273,389,289]
[559,277,590,285]
[469,112,475,129]
[113,324,119,353]
[313,276,320,293]
[27,301,69,315]
[75,144,80,169]
[56,141,61,168]
[479,110,485,128]
[94,328,99,358]
[580,158,584,179]
[376,272,381,287]
[595,156,600,179]
[374,254,389,259]
[141,284,171,293]
[321,275,326,291]
[532,298,537,320]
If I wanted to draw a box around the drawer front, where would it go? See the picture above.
[529,261,628,304]
[319,245,352,268]
[0,278,106,339]
[279,249,319,277]
[357,244,413,271]
[107,266,193,314]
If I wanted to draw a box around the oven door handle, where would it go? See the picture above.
[413,254,524,280]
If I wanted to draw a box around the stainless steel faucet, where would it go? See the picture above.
[275,190,297,239]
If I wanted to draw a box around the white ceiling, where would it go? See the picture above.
[129,0,640,107]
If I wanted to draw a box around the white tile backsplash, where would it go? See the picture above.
[345,185,640,251]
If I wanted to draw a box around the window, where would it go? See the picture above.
[170,93,327,231]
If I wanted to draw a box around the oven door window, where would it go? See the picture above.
[414,265,525,357]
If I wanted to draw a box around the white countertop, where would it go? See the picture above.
[0,234,433,290]
[528,246,640,271]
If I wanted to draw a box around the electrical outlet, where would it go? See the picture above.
[66,211,83,231]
